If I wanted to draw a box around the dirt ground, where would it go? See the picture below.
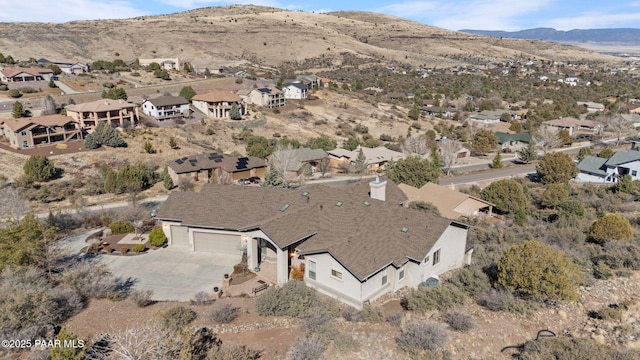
[61,271,640,359]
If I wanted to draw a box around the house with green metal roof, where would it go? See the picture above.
[576,150,640,183]
[495,132,532,152]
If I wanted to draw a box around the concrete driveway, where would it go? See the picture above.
[57,230,239,302]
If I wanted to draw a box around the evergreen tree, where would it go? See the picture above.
[354,149,368,174]
[23,155,56,182]
[261,166,286,188]
[94,122,126,147]
[229,104,242,120]
[204,67,211,78]
[386,156,442,188]
[83,133,100,149]
[12,101,24,118]
[517,143,538,164]
[491,152,503,168]
[343,137,361,151]
[179,86,196,101]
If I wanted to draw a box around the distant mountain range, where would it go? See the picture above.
[459,28,640,45]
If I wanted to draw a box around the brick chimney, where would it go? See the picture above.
[369,175,387,202]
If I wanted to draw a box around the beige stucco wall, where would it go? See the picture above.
[304,253,364,309]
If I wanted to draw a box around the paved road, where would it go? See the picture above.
[440,164,536,186]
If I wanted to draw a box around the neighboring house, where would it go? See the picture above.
[626,102,640,114]
[60,62,90,74]
[247,87,285,108]
[0,67,53,82]
[66,99,139,129]
[139,58,180,70]
[295,74,321,89]
[577,150,640,183]
[282,83,309,100]
[155,178,471,309]
[192,91,246,119]
[496,132,532,152]
[386,92,406,100]
[420,107,457,119]
[577,101,605,113]
[621,113,640,129]
[1,114,82,149]
[327,146,406,172]
[543,117,603,136]
[167,152,267,185]
[398,182,494,219]
[142,96,190,121]
[267,148,327,179]
[468,110,516,124]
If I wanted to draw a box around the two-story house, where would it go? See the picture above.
[282,83,309,100]
[142,95,190,121]
[192,91,246,119]
[577,150,640,183]
[1,114,82,149]
[66,99,139,129]
[247,87,285,108]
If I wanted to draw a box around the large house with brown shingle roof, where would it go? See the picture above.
[66,99,139,129]
[1,114,82,149]
[398,182,494,219]
[192,91,246,119]
[0,67,53,82]
[156,177,471,309]
[543,117,603,136]
[167,152,267,186]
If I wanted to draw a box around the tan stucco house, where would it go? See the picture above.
[1,114,82,149]
[167,152,267,186]
[327,146,406,172]
[156,178,471,309]
[247,87,285,108]
[66,99,139,129]
[192,91,246,119]
[0,67,53,82]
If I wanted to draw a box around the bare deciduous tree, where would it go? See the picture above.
[269,144,298,185]
[0,186,27,226]
[605,114,634,146]
[403,135,430,155]
[534,126,561,154]
[439,138,463,176]
[41,95,57,116]
[317,157,331,178]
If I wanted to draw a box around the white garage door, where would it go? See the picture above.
[170,225,189,247]
[193,232,242,255]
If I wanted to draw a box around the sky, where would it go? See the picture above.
[0,0,639,31]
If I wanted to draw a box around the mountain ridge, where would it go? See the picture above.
[460,27,640,45]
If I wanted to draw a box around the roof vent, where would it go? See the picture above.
[335,201,343,207]
[279,204,290,212]
[363,201,371,207]
[401,227,409,233]
[302,191,309,197]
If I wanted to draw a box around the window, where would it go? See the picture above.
[308,260,316,280]
[633,170,638,177]
[331,269,342,280]
[21,131,26,136]
[424,255,429,264]
[399,268,405,281]
[382,270,388,286]
[433,249,441,265]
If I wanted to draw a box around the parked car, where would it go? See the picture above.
[248,176,261,184]
[238,178,250,185]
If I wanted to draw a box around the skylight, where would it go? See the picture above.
[401,227,409,233]
[279,204,290,212]
[336,201,343,207]
[363,201,371,206]
[302,191,309,197]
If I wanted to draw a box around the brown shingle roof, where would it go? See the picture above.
[1,67,53,77]
[398,182,494,219]
[192,90,241,103]
[146,95,189,107]
[168,153,266,174]
[3,114,75,132]
[156,179,463,280]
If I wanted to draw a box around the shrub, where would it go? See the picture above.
[59,262,118,300]
[300,306,335,330]
[588,214,633,244]
[289,263,304,281]
[477,289,533,313]
[481,179,528,214]
[131,244,146,253]
[361,304,385,323]
[8,89,21,98]
[50,327,85,360]
[24,155,56,182]
[109,220,134,234]
[120,247,129,254]
[448,267,491,296]
[386,312,404,327]
[211,301,239,323]
[148,227,167,247]
[160,306,197,330]
[396,322,448,355]
[191,291,212,305]
[442,311,474,332]
[83,133,100,149]
[287,333,327,360]
[208,344,262,360]
[497,240,583,301]
[342,306,362,322]
[0,84,8,91]
[129,289,153,307]
[107,291,126,301]
[255,280,318,318]
[516,336,640,360]
[401,283,466,313]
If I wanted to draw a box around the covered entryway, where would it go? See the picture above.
[170,225,189,247]
[193,232,242,256]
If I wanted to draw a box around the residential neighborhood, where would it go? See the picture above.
[2,4,640,360]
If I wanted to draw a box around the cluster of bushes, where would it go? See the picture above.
[101,87,127,100]
[84,122,127,149]
[99,162,159,194]
[401,283,466,313]
[109,220,134,234]
[256,280,334,318]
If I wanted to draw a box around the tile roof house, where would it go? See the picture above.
[192,91,246,119]
[66,99,139,129]
[398,182,494,219]
[1,114,82,149]
[576,150,640,183]
[0,67,53,82]
[247,87,285,108]
[142,95,190,121]
[167,152,267,186]
[282,82,309,99]
[327,146,406,172]
[155,178,471,309]
[543,117,603,136]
